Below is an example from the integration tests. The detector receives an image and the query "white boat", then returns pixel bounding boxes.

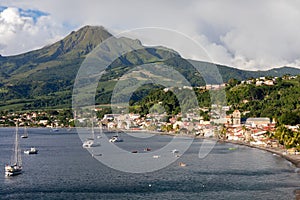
[171,149,179,154]
[82,121,100,148]
[82,139,95,148]
[109,135,123,143]
[24,147,38,154]
[5,125,22,176]
[21,126,28,138]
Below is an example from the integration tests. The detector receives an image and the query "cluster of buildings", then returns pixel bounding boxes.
[223,110,277,146]
[99,109,280,149]
[241,77,277,86]
[241,75,298,86]
[0,111,73,127]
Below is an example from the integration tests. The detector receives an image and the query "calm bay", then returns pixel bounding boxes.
[0,127,299,199]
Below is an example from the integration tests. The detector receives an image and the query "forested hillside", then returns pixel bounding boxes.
[0,25,300,111]
[129,75,300,126]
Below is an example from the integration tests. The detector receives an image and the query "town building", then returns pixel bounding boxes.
[246,117,270,127]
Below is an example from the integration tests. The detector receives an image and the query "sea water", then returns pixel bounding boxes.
[0,127,299,199]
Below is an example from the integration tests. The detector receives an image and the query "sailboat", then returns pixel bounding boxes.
[109,134,123,143]
[5,125,22,176]
[21,126,28,138]
[82,121,99,148]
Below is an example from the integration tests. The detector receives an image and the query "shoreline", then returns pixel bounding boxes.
[118,129,300,168]
[224,140,300,168]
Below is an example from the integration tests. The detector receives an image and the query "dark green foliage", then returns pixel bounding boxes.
[0,25,300,114]
[226,77,300,125]
[96,107,112,119]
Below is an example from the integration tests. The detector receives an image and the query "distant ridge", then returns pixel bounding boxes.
[0,25,299,111]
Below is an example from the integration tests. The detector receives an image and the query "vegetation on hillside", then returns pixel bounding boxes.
[127,75,300,127]
[226,76,300,125]
[0,25,300,112]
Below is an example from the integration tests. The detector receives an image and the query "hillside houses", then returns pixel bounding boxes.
[241,77,277,86]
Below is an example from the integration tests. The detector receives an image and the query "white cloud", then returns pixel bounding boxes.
[0,0,300,70]
[0,7,66,56]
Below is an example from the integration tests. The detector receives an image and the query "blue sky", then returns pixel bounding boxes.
[0,0,300,70]
[0,6,48,20]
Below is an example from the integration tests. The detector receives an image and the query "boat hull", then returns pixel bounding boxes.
[24,151,38,154]
[5,166,22,176]
[5,170,22,176]
[24,148,38,154]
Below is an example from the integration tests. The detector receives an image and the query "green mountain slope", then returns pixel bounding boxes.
[0,25,299,111]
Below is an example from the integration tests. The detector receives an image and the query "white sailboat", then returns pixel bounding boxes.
[82,121,100,148]
[109,135,123,143]
[5,125,22,176]
[21,126,28,138]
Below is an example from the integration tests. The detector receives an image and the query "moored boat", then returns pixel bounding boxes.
[144,147,151,151]
[24,147,38,154]
[21,126,28,138]
[5,125,22,176]
[82,139,95,148]
[5,164,22,176]
[171,149,179,154]
[109,135,123,143]
[82,121,100,148]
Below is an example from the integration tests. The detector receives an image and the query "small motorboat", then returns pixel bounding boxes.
[24,147,38,154]
[131,150,138,153]
[144,148,151,152]
[179,162,186,167]
[171,149,179,154]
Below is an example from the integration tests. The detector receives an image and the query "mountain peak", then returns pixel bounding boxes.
[49,25,112,58]
[77,25,107,32]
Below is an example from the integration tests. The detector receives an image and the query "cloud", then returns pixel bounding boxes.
[0,7,66,56]
[0,0,300,70]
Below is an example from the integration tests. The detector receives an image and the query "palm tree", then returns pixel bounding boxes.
[219,125,227,140]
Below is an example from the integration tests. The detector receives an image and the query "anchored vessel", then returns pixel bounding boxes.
[82,121,100,148]
[21,126,28,138]
[5,125,22,176]
[109,135,123,143]
[24,147,38,154]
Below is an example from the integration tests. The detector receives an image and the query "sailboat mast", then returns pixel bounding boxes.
[24,126,28,137]
[13,124,21,166]
[92,119,95,139]
[17,127,22,166]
